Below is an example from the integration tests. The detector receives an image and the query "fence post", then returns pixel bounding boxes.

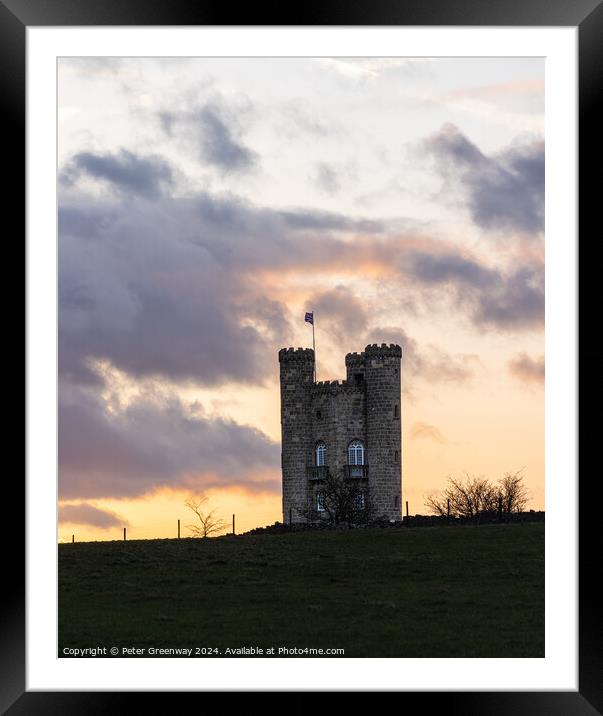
[72,534,74,544]
[123,527,126,541]
[498,496,503,522]
[232,514,236,535]
[178,519,180,539]
[447,498,450,522]
[405,500,409,526]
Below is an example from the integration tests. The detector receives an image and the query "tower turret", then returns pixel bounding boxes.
[345,351,366,385]
[363,344,402,519]
[279,348,314,523]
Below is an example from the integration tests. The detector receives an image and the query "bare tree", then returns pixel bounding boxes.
[185,496,229,538]
[300,471,378,527]
[424,471,529,519]
[424,491,450,517]
[497,470,530,514]
[425,474,498,518]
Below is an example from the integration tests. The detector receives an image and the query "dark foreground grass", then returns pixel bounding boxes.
[59,523,544,657]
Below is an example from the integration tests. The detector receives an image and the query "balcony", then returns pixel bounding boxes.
[307,466,329,481]
[344,464,369,479]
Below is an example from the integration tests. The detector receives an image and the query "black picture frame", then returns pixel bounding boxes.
[9,0,601,709]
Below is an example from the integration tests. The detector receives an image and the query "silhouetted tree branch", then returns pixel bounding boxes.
[497,470,530,514]
[185,496,228,538]
[424,471,529,519]
[299,472,377,527]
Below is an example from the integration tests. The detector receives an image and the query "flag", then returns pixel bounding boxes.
[304,311,314,325]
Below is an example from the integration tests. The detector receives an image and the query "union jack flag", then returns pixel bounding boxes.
[304,312,314,325]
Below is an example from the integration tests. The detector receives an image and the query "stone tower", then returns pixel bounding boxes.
[279,343,402,523]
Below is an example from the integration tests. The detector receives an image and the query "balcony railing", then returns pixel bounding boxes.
[307,466,329,480]
[307,465,369,480]
[344,464,369,478]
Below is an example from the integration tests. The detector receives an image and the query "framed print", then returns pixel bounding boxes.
[8,0,600,709]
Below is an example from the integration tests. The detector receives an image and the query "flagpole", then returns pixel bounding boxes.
[312,317,316,383]
[305,310,317,382]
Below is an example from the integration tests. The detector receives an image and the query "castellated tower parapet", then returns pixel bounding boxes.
[278,347,315,362]
[363,343,403,358]
[279,343,402,524]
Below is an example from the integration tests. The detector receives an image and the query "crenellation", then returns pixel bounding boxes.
[363,343,402,358]
[279,347,315,362]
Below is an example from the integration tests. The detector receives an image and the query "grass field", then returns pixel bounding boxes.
[59,523,544,658]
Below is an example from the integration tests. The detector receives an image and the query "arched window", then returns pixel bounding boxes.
[348,440,365,466]
[316,442,327,467]
[353,493,365,510]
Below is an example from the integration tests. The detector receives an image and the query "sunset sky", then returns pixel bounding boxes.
[58,56,544,542]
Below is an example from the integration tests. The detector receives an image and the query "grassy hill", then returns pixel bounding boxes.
[59,523,544,658]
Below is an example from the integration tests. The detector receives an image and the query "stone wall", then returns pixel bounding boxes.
[309,381,366,510]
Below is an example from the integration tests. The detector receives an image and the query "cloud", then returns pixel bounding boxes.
[315,163,340,194]
[306,286,368,342]
[58,193,294,388]
[446,79,544,103]
[475,266,544,329]
[318,58,433,81]
[306,289,477,385]
[59,57,126,78]
[366,327,477,384]
[60,149,174,199]
[57,184,391,389]
[409,422,446,444]
[275,207,382,234]
[58,179,541,391]
[159,99,257,173]
[405,250,544,330]
[425,123,544,234]
[59,503,129,529]
[59,388,280,500]
[508,352,544,385]
[279,100,338,137]
[196,104,257,172]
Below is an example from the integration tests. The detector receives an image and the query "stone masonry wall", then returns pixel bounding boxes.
[279,348,314,523]
[309,382,366,510]
[364,344,402,520]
